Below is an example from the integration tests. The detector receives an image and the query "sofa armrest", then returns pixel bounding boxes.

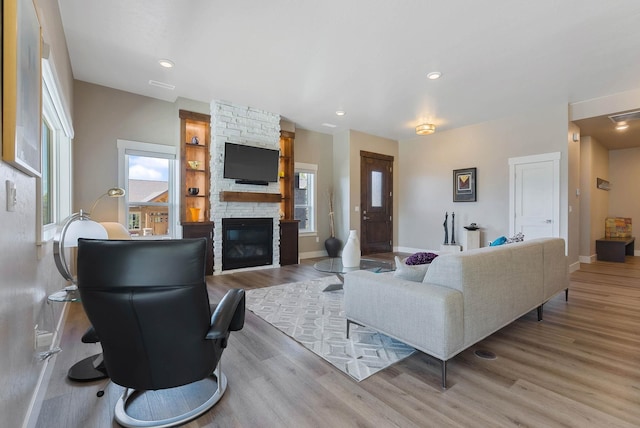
[343,270,464,360]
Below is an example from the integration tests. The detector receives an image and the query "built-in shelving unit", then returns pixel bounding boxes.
[179,109,213,274]
[279,131,295,219]
[278,131,298,265]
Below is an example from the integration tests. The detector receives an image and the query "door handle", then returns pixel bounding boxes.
[363,216,369,220]
[545,219,552,223]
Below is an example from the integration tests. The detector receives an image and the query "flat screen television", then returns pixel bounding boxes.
[223,142,279,185]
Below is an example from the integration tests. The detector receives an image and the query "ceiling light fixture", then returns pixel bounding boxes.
[616,122,629,131]
[335,110,346,116]
[427,71,442,80]
[416,123,436,135]
[158,59,174,68]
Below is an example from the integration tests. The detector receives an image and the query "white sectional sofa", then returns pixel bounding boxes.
[343,237,569,388]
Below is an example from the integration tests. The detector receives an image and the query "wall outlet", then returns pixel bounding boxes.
[36,332,54,349]
[6,180,16,212]
[34,325,53,349]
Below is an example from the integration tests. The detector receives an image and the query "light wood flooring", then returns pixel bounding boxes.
[35,255,640,427]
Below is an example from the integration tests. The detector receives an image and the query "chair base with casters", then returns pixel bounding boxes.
[67,353,108,382]
[115,361,227,428]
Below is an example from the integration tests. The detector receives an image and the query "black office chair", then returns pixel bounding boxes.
[77,238,245,428]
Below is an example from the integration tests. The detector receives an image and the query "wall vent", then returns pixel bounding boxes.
[608,110,640,123]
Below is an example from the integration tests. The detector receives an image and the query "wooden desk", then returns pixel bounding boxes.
[596,237,635,262]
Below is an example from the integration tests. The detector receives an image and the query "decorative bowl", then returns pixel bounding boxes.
[187,160,200,169]
[187,187,199,195]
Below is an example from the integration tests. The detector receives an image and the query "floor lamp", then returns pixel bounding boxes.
[52,187,124,382]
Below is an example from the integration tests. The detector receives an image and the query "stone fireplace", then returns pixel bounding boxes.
[209,100,281,274]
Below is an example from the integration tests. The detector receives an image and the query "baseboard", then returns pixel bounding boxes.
[23,301,70,428]
[396,246,433,254]
[569,261,581,273]
[299,250,328,259]
[578,254,597,264]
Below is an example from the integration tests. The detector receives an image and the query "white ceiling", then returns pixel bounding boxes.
[57,0,640,144]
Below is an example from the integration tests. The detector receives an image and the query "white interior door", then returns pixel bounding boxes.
[509,152,560,239]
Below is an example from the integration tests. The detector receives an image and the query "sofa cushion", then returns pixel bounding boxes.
[393,256,429,282]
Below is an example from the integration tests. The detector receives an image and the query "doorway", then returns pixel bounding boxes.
[508,152,560,239]
[360,151,393,255]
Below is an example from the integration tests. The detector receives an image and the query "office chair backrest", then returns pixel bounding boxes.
[77,238,214,390]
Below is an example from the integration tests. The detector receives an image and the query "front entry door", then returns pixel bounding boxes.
[360,151,393,255]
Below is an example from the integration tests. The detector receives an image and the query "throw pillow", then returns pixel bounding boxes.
[405,251,438,265]
[393,256,430,282]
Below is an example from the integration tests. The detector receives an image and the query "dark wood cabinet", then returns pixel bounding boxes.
[279,220,299,265]
[183,222,214,275]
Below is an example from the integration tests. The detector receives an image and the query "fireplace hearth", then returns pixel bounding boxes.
[222,218,273,270]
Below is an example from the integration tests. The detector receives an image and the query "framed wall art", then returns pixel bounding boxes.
[453,167,476,202]
[2,0,42,177]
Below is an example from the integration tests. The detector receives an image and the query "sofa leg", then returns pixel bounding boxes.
[441,360,447,389]
[565,288,569,301]
[537,305,543,321]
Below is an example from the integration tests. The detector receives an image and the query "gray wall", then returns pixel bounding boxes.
[73,82,209,222]
[0,1,73,425]
[293,128,334,256]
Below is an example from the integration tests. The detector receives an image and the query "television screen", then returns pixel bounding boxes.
[223,142,279,184]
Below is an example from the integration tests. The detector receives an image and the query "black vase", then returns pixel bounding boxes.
[324,237,342,258]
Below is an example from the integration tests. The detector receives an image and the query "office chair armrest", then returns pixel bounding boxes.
[206,288,245,340]
[81,326,99,343]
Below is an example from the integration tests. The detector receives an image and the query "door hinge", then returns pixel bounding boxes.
[389,240,392,246]
[389,166,392,172]
[389,191,392,197]
[389,216,392,221]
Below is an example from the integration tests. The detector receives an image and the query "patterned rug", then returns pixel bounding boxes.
[245,276,415,381]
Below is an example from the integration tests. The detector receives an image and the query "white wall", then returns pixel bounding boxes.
[398,104,570,255]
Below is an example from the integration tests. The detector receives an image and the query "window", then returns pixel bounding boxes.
[117,140,178,238]
[41,120,53,226]
[37,58,73,244]
[294,162,317,234]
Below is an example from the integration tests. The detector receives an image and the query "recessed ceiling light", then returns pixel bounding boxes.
[322,123,337,128]
[158,59,174,68]
[335,110,346,116]
[427,71,442,80]
[616,122,629,131]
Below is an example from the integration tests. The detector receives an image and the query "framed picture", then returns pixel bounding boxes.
[453,167,477,202]
[2,0,42,177]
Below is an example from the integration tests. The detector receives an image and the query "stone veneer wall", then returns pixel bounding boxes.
[210,100,281,274]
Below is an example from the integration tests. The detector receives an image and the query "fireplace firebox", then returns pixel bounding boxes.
[222,218,273,270]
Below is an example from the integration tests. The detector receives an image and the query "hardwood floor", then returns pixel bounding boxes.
[35,255,640,427]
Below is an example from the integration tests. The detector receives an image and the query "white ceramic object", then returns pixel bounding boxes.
[342,230,361,267]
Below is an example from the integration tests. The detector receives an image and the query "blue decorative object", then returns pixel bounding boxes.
[489,236,507,246]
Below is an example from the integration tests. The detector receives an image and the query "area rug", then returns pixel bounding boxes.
[245,276,415,381]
